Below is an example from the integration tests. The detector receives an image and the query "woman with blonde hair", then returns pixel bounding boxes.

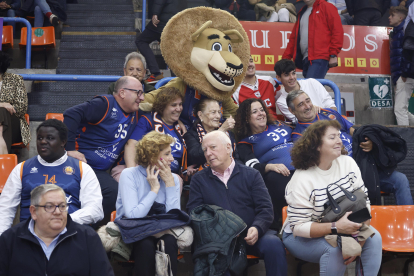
[116,131,181,276]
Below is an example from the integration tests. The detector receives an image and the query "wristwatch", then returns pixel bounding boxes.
[331,222,338,234]
[330,55,337,58]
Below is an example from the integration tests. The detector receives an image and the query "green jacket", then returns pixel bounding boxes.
[190,205,246,276]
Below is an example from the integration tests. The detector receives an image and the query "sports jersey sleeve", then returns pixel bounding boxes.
[237,142,267,176]
[232,85,241,105]
[337,110,354,133]
[0,163,22,235]
[291,129,302,142]
[70,162,104,225]
[129,115,153,141]
[64,97,108,151]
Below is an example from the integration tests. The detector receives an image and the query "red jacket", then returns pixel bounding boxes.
[282,0,343,69]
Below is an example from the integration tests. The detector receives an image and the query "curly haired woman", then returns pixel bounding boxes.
[115,131,181,276]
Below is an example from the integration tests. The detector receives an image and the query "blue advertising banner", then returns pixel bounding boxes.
[0,18,3,51]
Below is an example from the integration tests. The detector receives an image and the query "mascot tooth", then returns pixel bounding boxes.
[140,7,250,129]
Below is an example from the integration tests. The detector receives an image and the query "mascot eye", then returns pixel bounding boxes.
[211,42,222,51]
[228,44,232,52]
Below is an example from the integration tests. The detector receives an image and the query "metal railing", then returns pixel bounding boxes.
[19,74,122,82]
[2,17,32,69]
[142,0,147,32]
[154,77,342,114]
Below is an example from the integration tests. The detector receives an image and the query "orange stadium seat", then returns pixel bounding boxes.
[19,27,56,49]
[2,26,14,50]
[0,154,18,193]
[370,205,414,275]
[11,114,29,149]
[45,113,64,122]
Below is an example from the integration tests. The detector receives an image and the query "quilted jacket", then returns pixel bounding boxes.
[389,21,405,85]
[190,205,247,276]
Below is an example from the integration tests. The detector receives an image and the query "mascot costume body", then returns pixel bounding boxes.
[141,7,250,129]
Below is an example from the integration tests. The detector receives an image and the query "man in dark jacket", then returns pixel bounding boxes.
[135,0,186,83]
[288,90,414,206]
[187,131,287,276]
[345,0,391,26]
[282,0,343,79]
[389,6,412,125]
[0,184,114,276]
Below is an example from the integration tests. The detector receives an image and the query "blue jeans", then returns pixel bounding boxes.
[379,170,414,205]
[391,0,414,7]
[7,0,52,28]
[302,57,329,79]
[247,230,287,276]
[283,226,382,276]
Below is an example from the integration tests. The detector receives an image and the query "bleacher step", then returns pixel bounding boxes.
[57,59,125,70]
[62,26,136,32]
[60,34,135,42]
[58,50,136,59]
[67,4,132,11]
[75,0,132,4]
[58,40,136,50]
[56,68,125,75]
[65,17,134,26]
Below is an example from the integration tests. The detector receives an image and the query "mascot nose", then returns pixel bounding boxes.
[226,62,243,70]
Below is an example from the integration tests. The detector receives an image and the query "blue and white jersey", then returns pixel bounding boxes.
[74,95,138,170]
[292,108,354,156]
[239,123,295,170]
[20,156,82,221]
[129,112,184,174]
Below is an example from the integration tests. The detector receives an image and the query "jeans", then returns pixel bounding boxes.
[302,57,329,79]
[353,9,382,26]
[246,230,287,276]
[135,27,161,75]
[394,77,414,125]
[379,170,414,205]
[7,0,52,28]
[391,0,414,7]
[340,13,353,25]
[282,226,382,276]
[92,169,119,228]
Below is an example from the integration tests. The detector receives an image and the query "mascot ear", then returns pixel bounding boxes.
[222,30,244,44]
[191,20,213,42]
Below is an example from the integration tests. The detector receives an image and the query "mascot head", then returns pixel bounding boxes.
[161,7,250,101]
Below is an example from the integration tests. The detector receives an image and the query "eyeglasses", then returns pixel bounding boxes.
[123,88,144,97]
[35,203,69,213]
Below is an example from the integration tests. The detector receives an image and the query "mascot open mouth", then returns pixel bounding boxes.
[208,65,235,86]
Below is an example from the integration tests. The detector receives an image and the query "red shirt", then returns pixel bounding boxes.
[233,75,281,118]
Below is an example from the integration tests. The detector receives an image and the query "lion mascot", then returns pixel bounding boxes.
[141,7,250,129]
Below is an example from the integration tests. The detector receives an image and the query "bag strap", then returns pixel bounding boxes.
[326,184,357,214]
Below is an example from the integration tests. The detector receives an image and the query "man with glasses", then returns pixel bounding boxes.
[0,184,114,275]
[64,76,144,226]
[0,119,103,235]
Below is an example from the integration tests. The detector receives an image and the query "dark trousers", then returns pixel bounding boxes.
[353,9,382,26]
[302,57,329,79]
[0,107,22,153]
[92,169,118,228]
[263,171,293,228]
[246,230,287,276]
[133,234,178,276]
[135,27,161,75]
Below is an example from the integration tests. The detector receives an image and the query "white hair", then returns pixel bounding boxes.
[30,184,65,206]
[124,52,147,70]
[203,130,231,146]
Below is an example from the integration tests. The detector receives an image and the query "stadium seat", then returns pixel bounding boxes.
[45,113,64,122]
[11,114,30,149]
[0,154,18,193]
[2,25,14,50]
[19,27,56,68]
[370,205,414,275]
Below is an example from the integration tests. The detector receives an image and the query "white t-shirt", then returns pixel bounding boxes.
[276,78,336,122]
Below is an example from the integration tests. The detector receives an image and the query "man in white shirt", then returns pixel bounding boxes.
[0,119,103,235]
[233,56,281,118]
[274,59,337,122]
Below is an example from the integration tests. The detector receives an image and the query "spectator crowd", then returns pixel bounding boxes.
[0,0,413,275]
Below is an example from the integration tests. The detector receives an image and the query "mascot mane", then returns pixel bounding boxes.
[160,7,250,102]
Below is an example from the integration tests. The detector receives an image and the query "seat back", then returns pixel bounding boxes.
[2,26,14,49]
[20,27,56,48]
[0,154,18,193]
[111,211,116,222]
[282,206,287,223]
[45,113,64,122]
[370,205,414,252]
[11,114,30,149]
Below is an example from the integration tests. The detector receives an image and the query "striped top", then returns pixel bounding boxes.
[283,155,370,238]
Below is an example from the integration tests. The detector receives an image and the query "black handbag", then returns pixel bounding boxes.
[228,238,248,276]
[320,184,368,223]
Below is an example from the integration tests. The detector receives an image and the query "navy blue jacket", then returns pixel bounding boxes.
[0,216,114,276]
[390,21,405,85]
[186,163,274,237]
